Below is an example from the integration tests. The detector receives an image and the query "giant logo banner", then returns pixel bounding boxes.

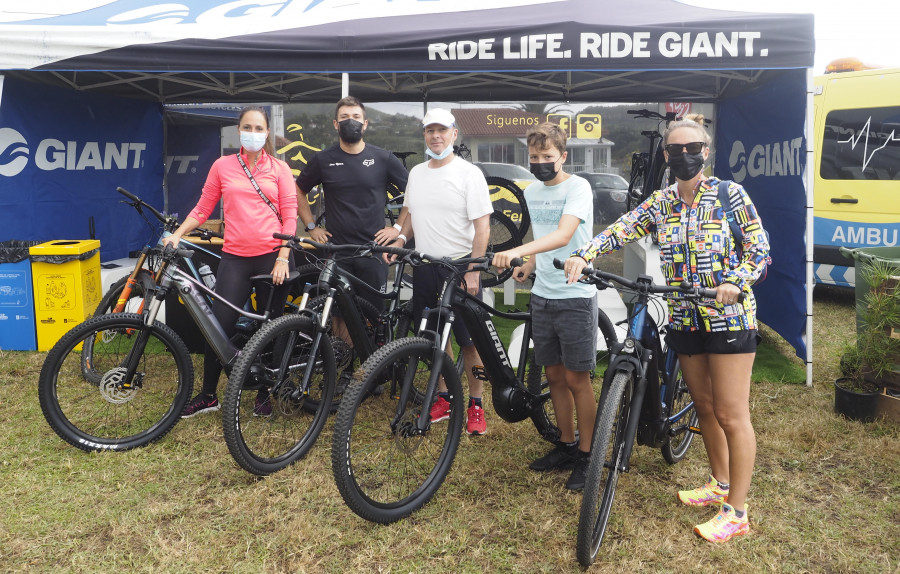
[714,70,807,358]
[0,77,163,260]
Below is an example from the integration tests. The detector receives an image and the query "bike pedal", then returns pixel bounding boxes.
[471,365,489,381]
[688,426,702,435]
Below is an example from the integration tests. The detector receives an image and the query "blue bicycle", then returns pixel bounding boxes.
[556,260,712,566]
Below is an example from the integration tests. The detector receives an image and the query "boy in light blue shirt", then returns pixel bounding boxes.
[493,122,598,490]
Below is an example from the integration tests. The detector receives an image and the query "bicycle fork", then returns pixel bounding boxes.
[399,308,455,435]
[115,283,169,389]
[609,358,651,475]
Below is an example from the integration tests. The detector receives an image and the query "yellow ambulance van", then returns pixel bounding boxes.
[813,60,900,287]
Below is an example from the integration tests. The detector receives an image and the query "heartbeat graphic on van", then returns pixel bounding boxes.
[836,116,900,172]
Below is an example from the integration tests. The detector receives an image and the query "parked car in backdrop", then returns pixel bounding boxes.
[475,162,538,190]
[574,172,629,223]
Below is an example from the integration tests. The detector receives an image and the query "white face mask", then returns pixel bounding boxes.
[240,131,268,152]
[425,145,454,161]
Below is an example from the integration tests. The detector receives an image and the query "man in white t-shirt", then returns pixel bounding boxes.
[389,108,493,435]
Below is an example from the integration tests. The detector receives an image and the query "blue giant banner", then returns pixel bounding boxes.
[165,119,221,223]
[0,77,163,260]
[715,70,808,359]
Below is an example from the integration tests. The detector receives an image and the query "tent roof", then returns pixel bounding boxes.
[0,0,814,104]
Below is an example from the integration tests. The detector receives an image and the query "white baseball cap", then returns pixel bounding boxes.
[422,108,456,128]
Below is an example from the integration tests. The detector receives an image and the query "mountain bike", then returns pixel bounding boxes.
[556,260,713,566]
[330,251,618,524]
[624,109,678,211]
[38,244,333,456]
[82,186,321,382]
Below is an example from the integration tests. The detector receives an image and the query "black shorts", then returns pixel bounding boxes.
[411,262,480,347]
[665,327,760,356]
[332,255,388,314]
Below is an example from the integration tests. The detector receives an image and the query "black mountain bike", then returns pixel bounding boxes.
[555,260,711,566]
[38,244,328,454]
[330,250,617,524]
[625,109,678,211]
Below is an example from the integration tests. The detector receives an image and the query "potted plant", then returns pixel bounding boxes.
[857,259,900,391]
[835,343,880,422]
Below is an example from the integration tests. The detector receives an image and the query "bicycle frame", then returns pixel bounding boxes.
[298,255,411,361]
[409,264,557,442]
[594,274,695,473]
[141,253,276,371]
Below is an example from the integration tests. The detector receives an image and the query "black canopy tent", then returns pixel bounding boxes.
[1,0,813,104]
[0,0,815,382]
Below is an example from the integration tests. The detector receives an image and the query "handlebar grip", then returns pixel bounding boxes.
[273,233,295,241]
[552,257,565,270]
[116,186,139,202]
[695,286,744,304]
[509,257,525,268]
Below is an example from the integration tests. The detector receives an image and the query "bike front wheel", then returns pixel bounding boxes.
[82,270,157,384]
[331,337,464,524]
[222,314,335,476]
[577,370,633,567]
[661,358,698,464]
[38,313,194,452]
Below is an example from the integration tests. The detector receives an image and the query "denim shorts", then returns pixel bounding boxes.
[530,294,598,372]
[665,327,760,356]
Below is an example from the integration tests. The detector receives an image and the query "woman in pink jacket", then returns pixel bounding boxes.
[163,106,298,418]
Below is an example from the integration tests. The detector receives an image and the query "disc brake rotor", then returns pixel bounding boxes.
[99,367,139,404]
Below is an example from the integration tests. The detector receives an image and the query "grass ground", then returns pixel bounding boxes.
[1,284,897,573]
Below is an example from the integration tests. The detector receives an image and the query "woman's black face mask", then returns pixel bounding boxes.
[338,118,364,143]
[667,151,705,181]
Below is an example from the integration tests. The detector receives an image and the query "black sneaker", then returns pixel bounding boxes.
[529,441,579,472]
[182,393,219,418]
[336,371,353,396]
[565,452,590,491]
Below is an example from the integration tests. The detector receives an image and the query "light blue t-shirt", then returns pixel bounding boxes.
[525,175,596,299]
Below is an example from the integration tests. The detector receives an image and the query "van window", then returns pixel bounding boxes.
[820,106,900,181]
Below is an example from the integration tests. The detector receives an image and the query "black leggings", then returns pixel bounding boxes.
[201,250,294,395]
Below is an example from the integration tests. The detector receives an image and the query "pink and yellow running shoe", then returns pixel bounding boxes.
[677,475,728,507]
[694,503,750,543]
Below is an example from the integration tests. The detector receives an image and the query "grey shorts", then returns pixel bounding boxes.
[531,294,598,372]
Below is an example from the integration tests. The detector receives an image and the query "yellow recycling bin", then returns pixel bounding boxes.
[30,240,101,351]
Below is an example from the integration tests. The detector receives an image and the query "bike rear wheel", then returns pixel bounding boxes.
[222,314,335,476]
[485,176,530,236]
[661,358,697,464]
[626,154,648,212]
[481,210,522,288]
[38,313,193,452]
[331,337,464,524]
[577,370,633,567]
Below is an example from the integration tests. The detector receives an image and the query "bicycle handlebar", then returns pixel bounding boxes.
[275,234,520,274]
[274,234,420,261]
[627,109,678,122]
[552,257,736,302]
[116,186,169,225]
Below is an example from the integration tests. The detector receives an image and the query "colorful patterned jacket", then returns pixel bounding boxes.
[573,178,770,332]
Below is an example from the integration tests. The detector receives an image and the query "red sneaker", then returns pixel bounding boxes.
[466,403,486,435]
[429,396,451,423]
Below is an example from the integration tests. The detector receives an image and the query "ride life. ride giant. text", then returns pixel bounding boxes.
[428,31,767,61]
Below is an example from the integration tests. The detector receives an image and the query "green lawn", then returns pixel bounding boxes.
[0,285,896,573]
